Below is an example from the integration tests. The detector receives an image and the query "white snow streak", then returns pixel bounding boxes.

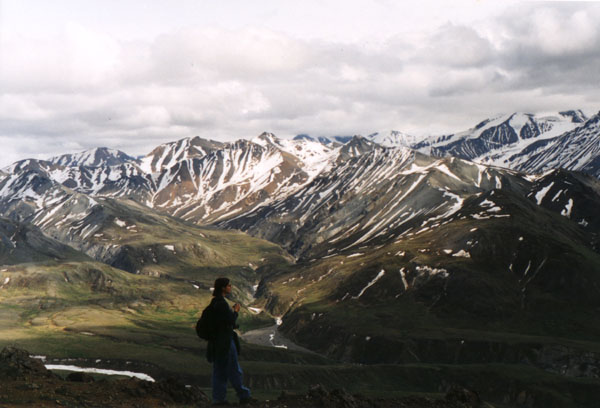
[561,199,574,218]
[535,182,554,205]
[399,268,408,290]
[353,269,385,299]
[45,365,155,382]
[452,250,471,258]
[436,164,461,181]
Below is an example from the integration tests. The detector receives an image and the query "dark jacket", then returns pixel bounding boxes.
[206,295,240,363]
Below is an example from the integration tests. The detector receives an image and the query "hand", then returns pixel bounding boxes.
[233,303,241,313]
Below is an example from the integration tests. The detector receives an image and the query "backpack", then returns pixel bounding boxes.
[195,302,216,341]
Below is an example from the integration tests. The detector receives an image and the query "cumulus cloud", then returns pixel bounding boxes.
[501,4,600,57]
[489,3,600,92]
[1,1,599,167]
[424,24,495,68]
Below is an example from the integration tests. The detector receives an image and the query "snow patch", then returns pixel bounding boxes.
[535,182,554,205]
[317,268,335,282]
[436,164,461,181]
[480,199,495,208]
[415,265,449,279]
[399,268,408,290]
[45,364,155,382]
[561,199,574,218]
[353,269,385,299]
[452,250,471,258]
[114,218,127,227]
[551,190,563,202]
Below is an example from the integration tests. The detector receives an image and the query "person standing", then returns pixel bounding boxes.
[206,277,254,406]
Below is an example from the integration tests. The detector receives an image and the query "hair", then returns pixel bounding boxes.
[212,277,230,297]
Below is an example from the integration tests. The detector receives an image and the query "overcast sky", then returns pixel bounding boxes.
[1,0,599,167]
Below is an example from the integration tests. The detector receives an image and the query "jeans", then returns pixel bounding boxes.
[212,338,251,403]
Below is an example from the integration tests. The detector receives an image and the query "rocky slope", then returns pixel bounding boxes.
[409,110,600,182]
[0,217,90,264]
[216,141,600,390]
[0,133,336,226]
[513,113,600,178]
[411,111,587,165]
[221,139,598,260]
[0,347,487,408]
[2,119,600,407]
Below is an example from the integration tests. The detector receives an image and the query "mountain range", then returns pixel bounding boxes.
[410,110,600,177]
[1,109,600,407]
[3,110,599,260]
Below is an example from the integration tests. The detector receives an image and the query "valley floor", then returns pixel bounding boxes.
[242,324,317,354]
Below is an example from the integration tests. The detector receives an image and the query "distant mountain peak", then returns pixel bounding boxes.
[412,110,592,170]
[293,134,314,142]
[559,109,588,123]
[139,136,224,174]
[293,134,353,145]
[252,132,281,147]
[367,130,419,147]
[513,111,600,178]
[336,135,381,161]
[49,147,135,168]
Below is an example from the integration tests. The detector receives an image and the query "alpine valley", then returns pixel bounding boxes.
[2,110,600,407]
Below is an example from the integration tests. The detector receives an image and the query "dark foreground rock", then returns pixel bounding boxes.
[0,346,51,379]
[0,347,481,408]
[252,384,482,408]
[0,346,209,407]
[241,384,481,408]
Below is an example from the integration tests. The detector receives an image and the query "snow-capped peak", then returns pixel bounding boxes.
[139,136,224,174]
[49,147,135,168]
[367,130,420,147]
[412,111,590,169]
[559,110,588,123]
[252,132,281,147]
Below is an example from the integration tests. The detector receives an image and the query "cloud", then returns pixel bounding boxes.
[501,4,600,57]
[144,28,312,85]
[1,2,599,167]
[423,24,495,68]
[489,3,600,92]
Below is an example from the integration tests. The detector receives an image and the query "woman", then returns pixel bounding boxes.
[206,277,253,405]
